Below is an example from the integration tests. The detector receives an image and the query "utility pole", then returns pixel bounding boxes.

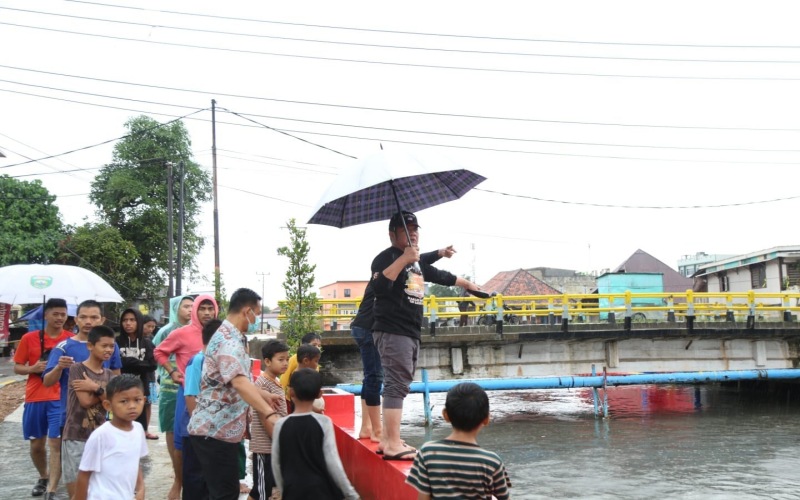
[176,161,185,295]
[166,161,174,297]
[256,272,269,334]
[211,99,221,302]
[471,242,477,284]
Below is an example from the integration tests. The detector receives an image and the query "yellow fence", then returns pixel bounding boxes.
[279,291,800,325]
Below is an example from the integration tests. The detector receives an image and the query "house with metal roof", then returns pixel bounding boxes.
[693,245,800,294]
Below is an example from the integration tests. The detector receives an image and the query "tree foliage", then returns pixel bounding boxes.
[277,219,320,349]
[89,116,211,299]
[427,275,473,298]
[56,222,143,304]
[427,283,461,297]
[0,175,63,266]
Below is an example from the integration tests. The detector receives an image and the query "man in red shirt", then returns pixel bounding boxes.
[13,298,74,498]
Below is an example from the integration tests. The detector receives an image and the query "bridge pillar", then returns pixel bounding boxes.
[754,340,767,367]
[605,340,619,368]
[451,348,464,375]
[608,312,616,325]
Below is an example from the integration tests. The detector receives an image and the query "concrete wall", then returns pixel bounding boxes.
[315,325,800,386]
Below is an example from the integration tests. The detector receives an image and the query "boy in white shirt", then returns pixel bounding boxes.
[74,374,148,500]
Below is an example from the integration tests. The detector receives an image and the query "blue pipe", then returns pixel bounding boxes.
[336,368,800,395]
[422,369,431,426]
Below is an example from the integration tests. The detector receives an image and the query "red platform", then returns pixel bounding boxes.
[322,389,417,500]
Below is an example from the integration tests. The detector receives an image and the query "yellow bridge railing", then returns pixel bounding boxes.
[279,291,800,326]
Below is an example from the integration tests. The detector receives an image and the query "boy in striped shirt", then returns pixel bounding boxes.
[250,340,290,500]
[406,383,511,499]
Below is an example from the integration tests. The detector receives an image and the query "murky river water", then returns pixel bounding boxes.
[381,384,800,499]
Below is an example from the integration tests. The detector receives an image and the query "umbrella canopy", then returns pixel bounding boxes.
[308,149,486,228]
[0,264,124,305]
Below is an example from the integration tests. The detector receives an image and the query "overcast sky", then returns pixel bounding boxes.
[2,0,800,307]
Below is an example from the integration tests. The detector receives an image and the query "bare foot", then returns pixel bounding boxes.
[358,430,372,440]
[370,428,382,443]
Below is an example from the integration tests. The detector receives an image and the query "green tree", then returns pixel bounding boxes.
[56,222,144,305]
[427,283,460,297]
[427,275,473,297]
[277,218,320,349]
[90,115,211,299]
[0,175,63,266]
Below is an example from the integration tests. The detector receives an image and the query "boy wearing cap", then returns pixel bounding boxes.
[371,211,481,460]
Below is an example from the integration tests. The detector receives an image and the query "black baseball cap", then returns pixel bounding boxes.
[389,211,420,230]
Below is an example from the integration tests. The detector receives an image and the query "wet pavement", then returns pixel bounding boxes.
[0,375,252,500]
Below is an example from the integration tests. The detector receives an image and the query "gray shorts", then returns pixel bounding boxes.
[62,439,86,484]
[372,331,419,409]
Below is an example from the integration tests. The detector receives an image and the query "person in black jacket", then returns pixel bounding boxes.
[371,212,480,461]
[117,307,158,439]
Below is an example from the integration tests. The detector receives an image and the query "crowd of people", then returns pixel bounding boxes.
[12,211,512,500]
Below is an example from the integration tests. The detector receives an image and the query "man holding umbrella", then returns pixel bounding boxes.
[372,211,481,461]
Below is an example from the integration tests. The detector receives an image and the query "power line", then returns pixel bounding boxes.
[219,107,356,159]
[0,78,202,110]
[9,78,800,153]
[63,0,800,49]
[5,64,799,132]
[225,109,800,153]
[6,6,800,64]
[218,184,311,207]
[225,126,800,165]
[5,21,800,81]
[9,167,103,178]
[0,131,95,180]
[0,107,207,168]
[475,187,800,209]
[213,153,337,175]
[5,85,800,166]
[216,148,335,169]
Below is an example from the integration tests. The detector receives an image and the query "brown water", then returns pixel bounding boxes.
[385,385,800,499]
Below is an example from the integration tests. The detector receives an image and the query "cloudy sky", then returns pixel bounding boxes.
[2,0,800,307]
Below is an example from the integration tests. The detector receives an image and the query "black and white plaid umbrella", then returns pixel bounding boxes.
[308,149,486,228]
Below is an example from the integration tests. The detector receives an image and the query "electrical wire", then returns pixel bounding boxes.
[475,187,800,209]
[4,64,799,132]
[6,6,800,64]
[218,107,356,159]
[4,87,800,167]
[5,21,800,81]
[63,0,800,49]
[0,107,207,168]
[8,78,800,153]
[218,184,310,207]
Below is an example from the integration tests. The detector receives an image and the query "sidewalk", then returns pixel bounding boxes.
[0,379,254,500]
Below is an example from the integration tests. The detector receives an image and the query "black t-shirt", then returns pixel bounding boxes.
[371,246,457,339]
[351,250,442,330]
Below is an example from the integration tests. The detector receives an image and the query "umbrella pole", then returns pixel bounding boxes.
[390,180,421,273]
[389,180,412,244]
